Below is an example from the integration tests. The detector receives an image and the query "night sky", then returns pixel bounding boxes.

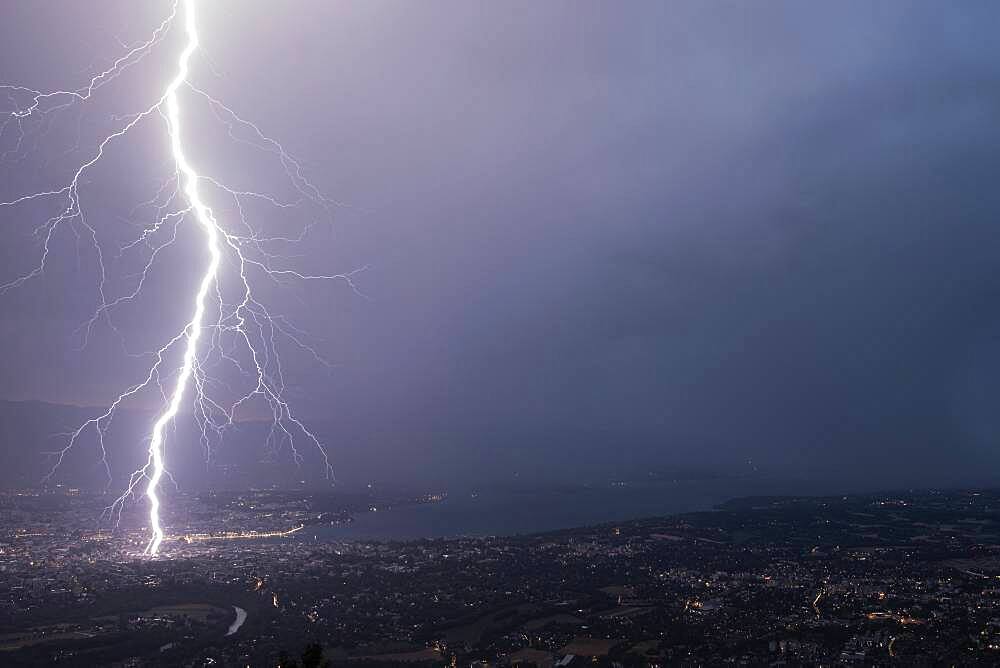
[2,1,1000,490]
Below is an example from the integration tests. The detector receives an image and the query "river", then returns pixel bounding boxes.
[226,606,247,636]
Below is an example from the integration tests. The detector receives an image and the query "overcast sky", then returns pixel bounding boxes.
[2,1,1000,488]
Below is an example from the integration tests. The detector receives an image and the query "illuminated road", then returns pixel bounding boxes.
[178,524,304,544]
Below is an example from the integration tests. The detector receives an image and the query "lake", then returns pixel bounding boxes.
[303,477,828,542]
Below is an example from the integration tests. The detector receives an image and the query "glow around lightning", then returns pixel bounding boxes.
[0,0,360,555]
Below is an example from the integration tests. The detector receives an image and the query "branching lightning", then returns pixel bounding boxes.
[0,0,360,555]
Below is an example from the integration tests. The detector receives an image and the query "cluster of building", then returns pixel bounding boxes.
[2,488,1000,665]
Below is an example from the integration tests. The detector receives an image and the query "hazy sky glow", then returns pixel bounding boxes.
[2,1,1000,490]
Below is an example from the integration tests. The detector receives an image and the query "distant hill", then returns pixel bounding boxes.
[0,400,325,491]
[0,400,109,488]
[0,400,743,493]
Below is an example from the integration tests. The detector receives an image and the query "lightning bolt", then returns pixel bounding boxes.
[143,0,216,556]
[0,0,362,555]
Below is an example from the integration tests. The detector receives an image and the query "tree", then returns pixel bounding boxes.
[301,642,330,668]
[277,649,299,668]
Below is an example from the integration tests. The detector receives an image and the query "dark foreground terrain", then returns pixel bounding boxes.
[3,488,1000,666]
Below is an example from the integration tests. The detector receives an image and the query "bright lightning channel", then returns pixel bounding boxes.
[0,0,362,556]
[145,0,218,556]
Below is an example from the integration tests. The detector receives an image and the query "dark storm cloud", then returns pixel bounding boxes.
[2,1,1000,488]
